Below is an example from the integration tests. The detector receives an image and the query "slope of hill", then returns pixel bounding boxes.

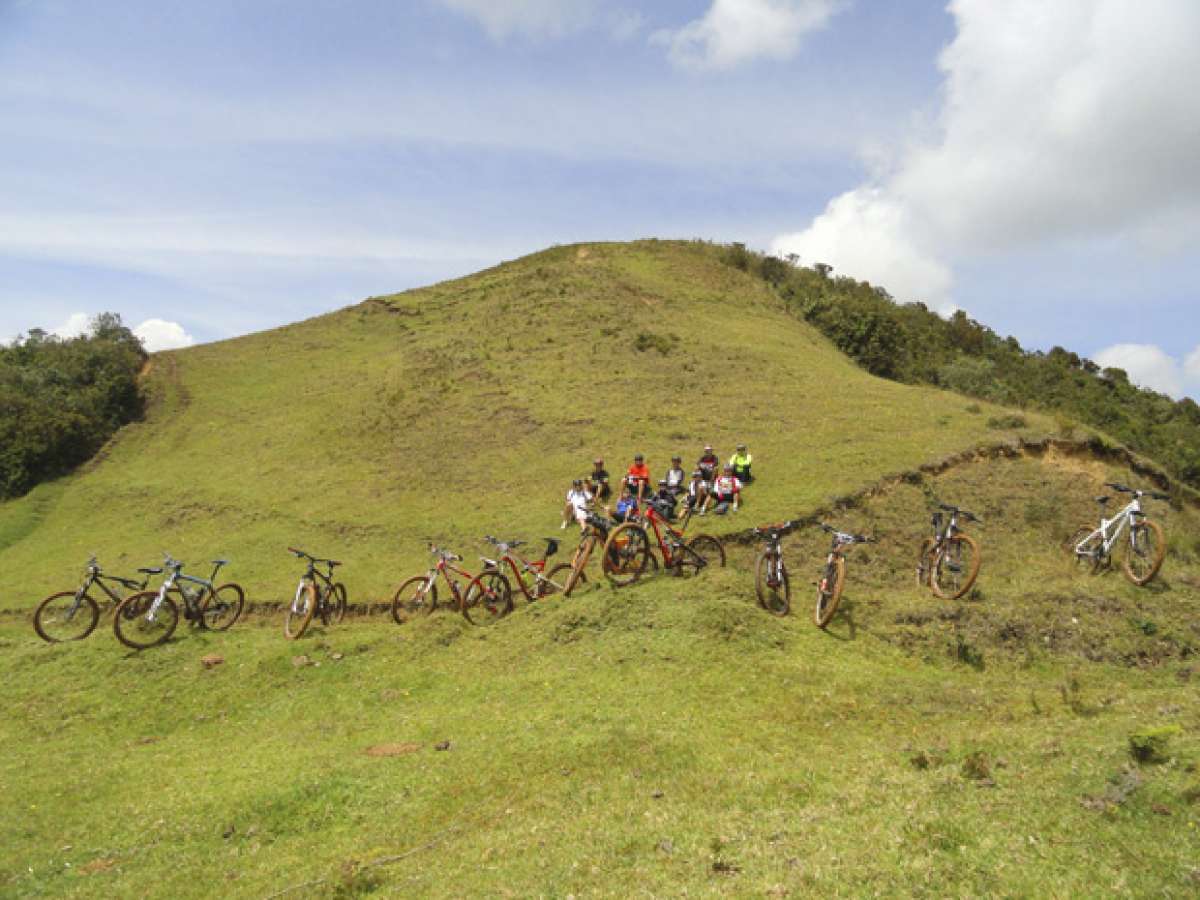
[0,240,1052,606]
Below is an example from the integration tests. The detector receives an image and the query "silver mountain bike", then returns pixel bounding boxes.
[1065,482,1169,586]
[113,555,244,649]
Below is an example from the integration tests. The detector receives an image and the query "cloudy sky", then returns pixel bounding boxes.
[2,0,1197,398]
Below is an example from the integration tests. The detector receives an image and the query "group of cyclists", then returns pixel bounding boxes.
[561,444,755,530]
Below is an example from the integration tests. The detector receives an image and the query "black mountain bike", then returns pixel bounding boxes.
[915,504,982,600]
[753,521,796,617]
[284,548,348,639]
[33,557,163,643]
[113,555,244,650]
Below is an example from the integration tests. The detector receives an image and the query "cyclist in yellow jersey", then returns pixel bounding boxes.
[729,443,753,483]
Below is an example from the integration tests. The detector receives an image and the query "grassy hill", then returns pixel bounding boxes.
[1,240,1052,606]
[4,240,1199,896]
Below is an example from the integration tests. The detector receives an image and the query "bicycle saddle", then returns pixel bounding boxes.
[138,567,164,575]
[328,559,342,567]
[543,538,559,557]
[212,558,229,566]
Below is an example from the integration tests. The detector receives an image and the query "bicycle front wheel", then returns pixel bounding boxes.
[755,552,790,617]
[391,576,437,625]
[541,563,586,597]
[200,583,245,631]
[462,571,513,626]
[284,582,317,640]
[930,534,981,600]
[603,523,650,586]
[814,556,846,628]
[1123,519,1165,586]
[114,591,179,650]
[34,591,100,643]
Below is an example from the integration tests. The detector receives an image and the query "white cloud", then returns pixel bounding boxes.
[656,0,844,71]
[1187,345,1200,382]
[51,311,91,339]
[1094,343,1186,397]
[435,0,598,40]
[772,0,1200,304]
[134,318,194,352]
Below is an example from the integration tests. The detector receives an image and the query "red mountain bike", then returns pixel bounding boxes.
[391,546,513,627]
[479,536,581,603]
[603,498,725,586]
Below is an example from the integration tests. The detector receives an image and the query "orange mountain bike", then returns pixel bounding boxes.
[603,498,725,586]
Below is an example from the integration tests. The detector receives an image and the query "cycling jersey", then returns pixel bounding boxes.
[666,467,686,490]
[626,463,650,484]
[729,451,752,469]
[713,475,742,497]
[566,488,592,515]
[698,453,718,470]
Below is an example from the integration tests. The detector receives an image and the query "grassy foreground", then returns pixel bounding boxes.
[0,240,1051,607]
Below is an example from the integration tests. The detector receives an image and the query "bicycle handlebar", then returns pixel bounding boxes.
[1105,482,1170,501]
[819,523,873,543]
[429,545,462,562]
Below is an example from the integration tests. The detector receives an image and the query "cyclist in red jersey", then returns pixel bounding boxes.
[625,453,651,502]
[711,464,742,514]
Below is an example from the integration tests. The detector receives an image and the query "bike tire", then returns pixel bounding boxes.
[562,537,595,597]
[461,571,513,626]
[1064,525,1103,574]
[755,552,790,617]
[114,591,180,650]
[814,556,846,629]
[603,523,650,587]
[284,581,317,640]
[200,582,245,631]
[391,576,437,625]
[929,533,981,600]
[542,563,585,597]
[1122,518,1166,586]
[915,538,936,588]
[33,591,100,643]
[677,534,725,576]
[326,583,348,624]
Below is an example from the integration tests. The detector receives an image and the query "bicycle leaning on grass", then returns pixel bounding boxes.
[753,521,797,617]
[283,548,348,640]
[603,497,725,587]
[1065,482,1169,586]
[814,523,874,628]
[113,555,244,650]
[915,504,982,601]
[479,536,578,603]
[390,545,513,627]
[33,557,163,643]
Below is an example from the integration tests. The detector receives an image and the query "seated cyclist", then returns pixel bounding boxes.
[664,455,687,497]
[652,479,679,520]
[613,485,640,523]
[561,478,594,530]
[684,469,710,516]
[587,457,611,505]
[729,443,753,483]
[697,444,719,483]
[625,453,651,502]
[711,464,742,515]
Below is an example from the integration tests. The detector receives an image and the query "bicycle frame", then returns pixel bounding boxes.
[408,549,478,610]
[1074,496,1142,559]
[482,539,563,600]
[293,557,337,610]
[642,504,697,568]
[143,558,223,620]
[67,561,155,616]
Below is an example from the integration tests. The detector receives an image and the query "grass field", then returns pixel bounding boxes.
[4,240,1198,896]
[0,240,1052,607]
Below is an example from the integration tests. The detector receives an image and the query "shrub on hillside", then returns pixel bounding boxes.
[0,313,146,499]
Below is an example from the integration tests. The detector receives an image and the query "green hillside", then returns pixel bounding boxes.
[1,240,1052,607]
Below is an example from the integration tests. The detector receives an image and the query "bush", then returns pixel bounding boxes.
[987,414,1027,430]
[633,331,680,356]
[1129,724,1181,764]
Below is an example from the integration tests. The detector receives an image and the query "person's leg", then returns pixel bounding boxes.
[561,500,573,529]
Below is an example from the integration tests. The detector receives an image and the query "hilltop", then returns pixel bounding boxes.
[0,240,1054,604]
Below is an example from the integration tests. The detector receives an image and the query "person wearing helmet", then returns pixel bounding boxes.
[665,455,687,497]
[625,453,651,502]
[729,443,753,483]
[561,478,594,530]
[711,464,742,514]
[697,445,719,483]
[587,457,611,504]
[685,469,711,516]
[652,478,679,520]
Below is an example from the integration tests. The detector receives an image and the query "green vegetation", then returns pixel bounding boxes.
[723,243,1200,489]
[0,241,1052,605]
[0,314,145,499]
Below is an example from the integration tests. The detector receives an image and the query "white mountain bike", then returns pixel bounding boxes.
[1065,482,1169,586]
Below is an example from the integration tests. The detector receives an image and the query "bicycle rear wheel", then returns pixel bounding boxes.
[603,523,650,586]
[1123,518,1165,586]
[755,552,790,617]
[915,538,936,588]
[200,583,244,631]
[929,534,981,600]
[1064,525,1103,574]
[325,583,348,623]
[677,534,725,576]
[541,563,585,597]
[284,582,317,640]
[814,556,846,628]
[114,591,180,649]
[391,576,437,624]
[33,591,100,643]
[462,571,513,626]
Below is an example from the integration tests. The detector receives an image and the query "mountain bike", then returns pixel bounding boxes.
[753,521,797,617]
[561,510,612,596]
[603,498,725,586]
[390,546,513,627]
[915,504,982,600]
[814,524,874,628]
[113,555,244,650]
[283,548,348,640]
[479,536,579,602]
[33,557,164,643]
[1065,482,1169,585]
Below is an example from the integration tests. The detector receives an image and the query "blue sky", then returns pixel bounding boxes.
[2,0,1197,397]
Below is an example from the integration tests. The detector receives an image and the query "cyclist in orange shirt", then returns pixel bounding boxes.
[625,453,651,502]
